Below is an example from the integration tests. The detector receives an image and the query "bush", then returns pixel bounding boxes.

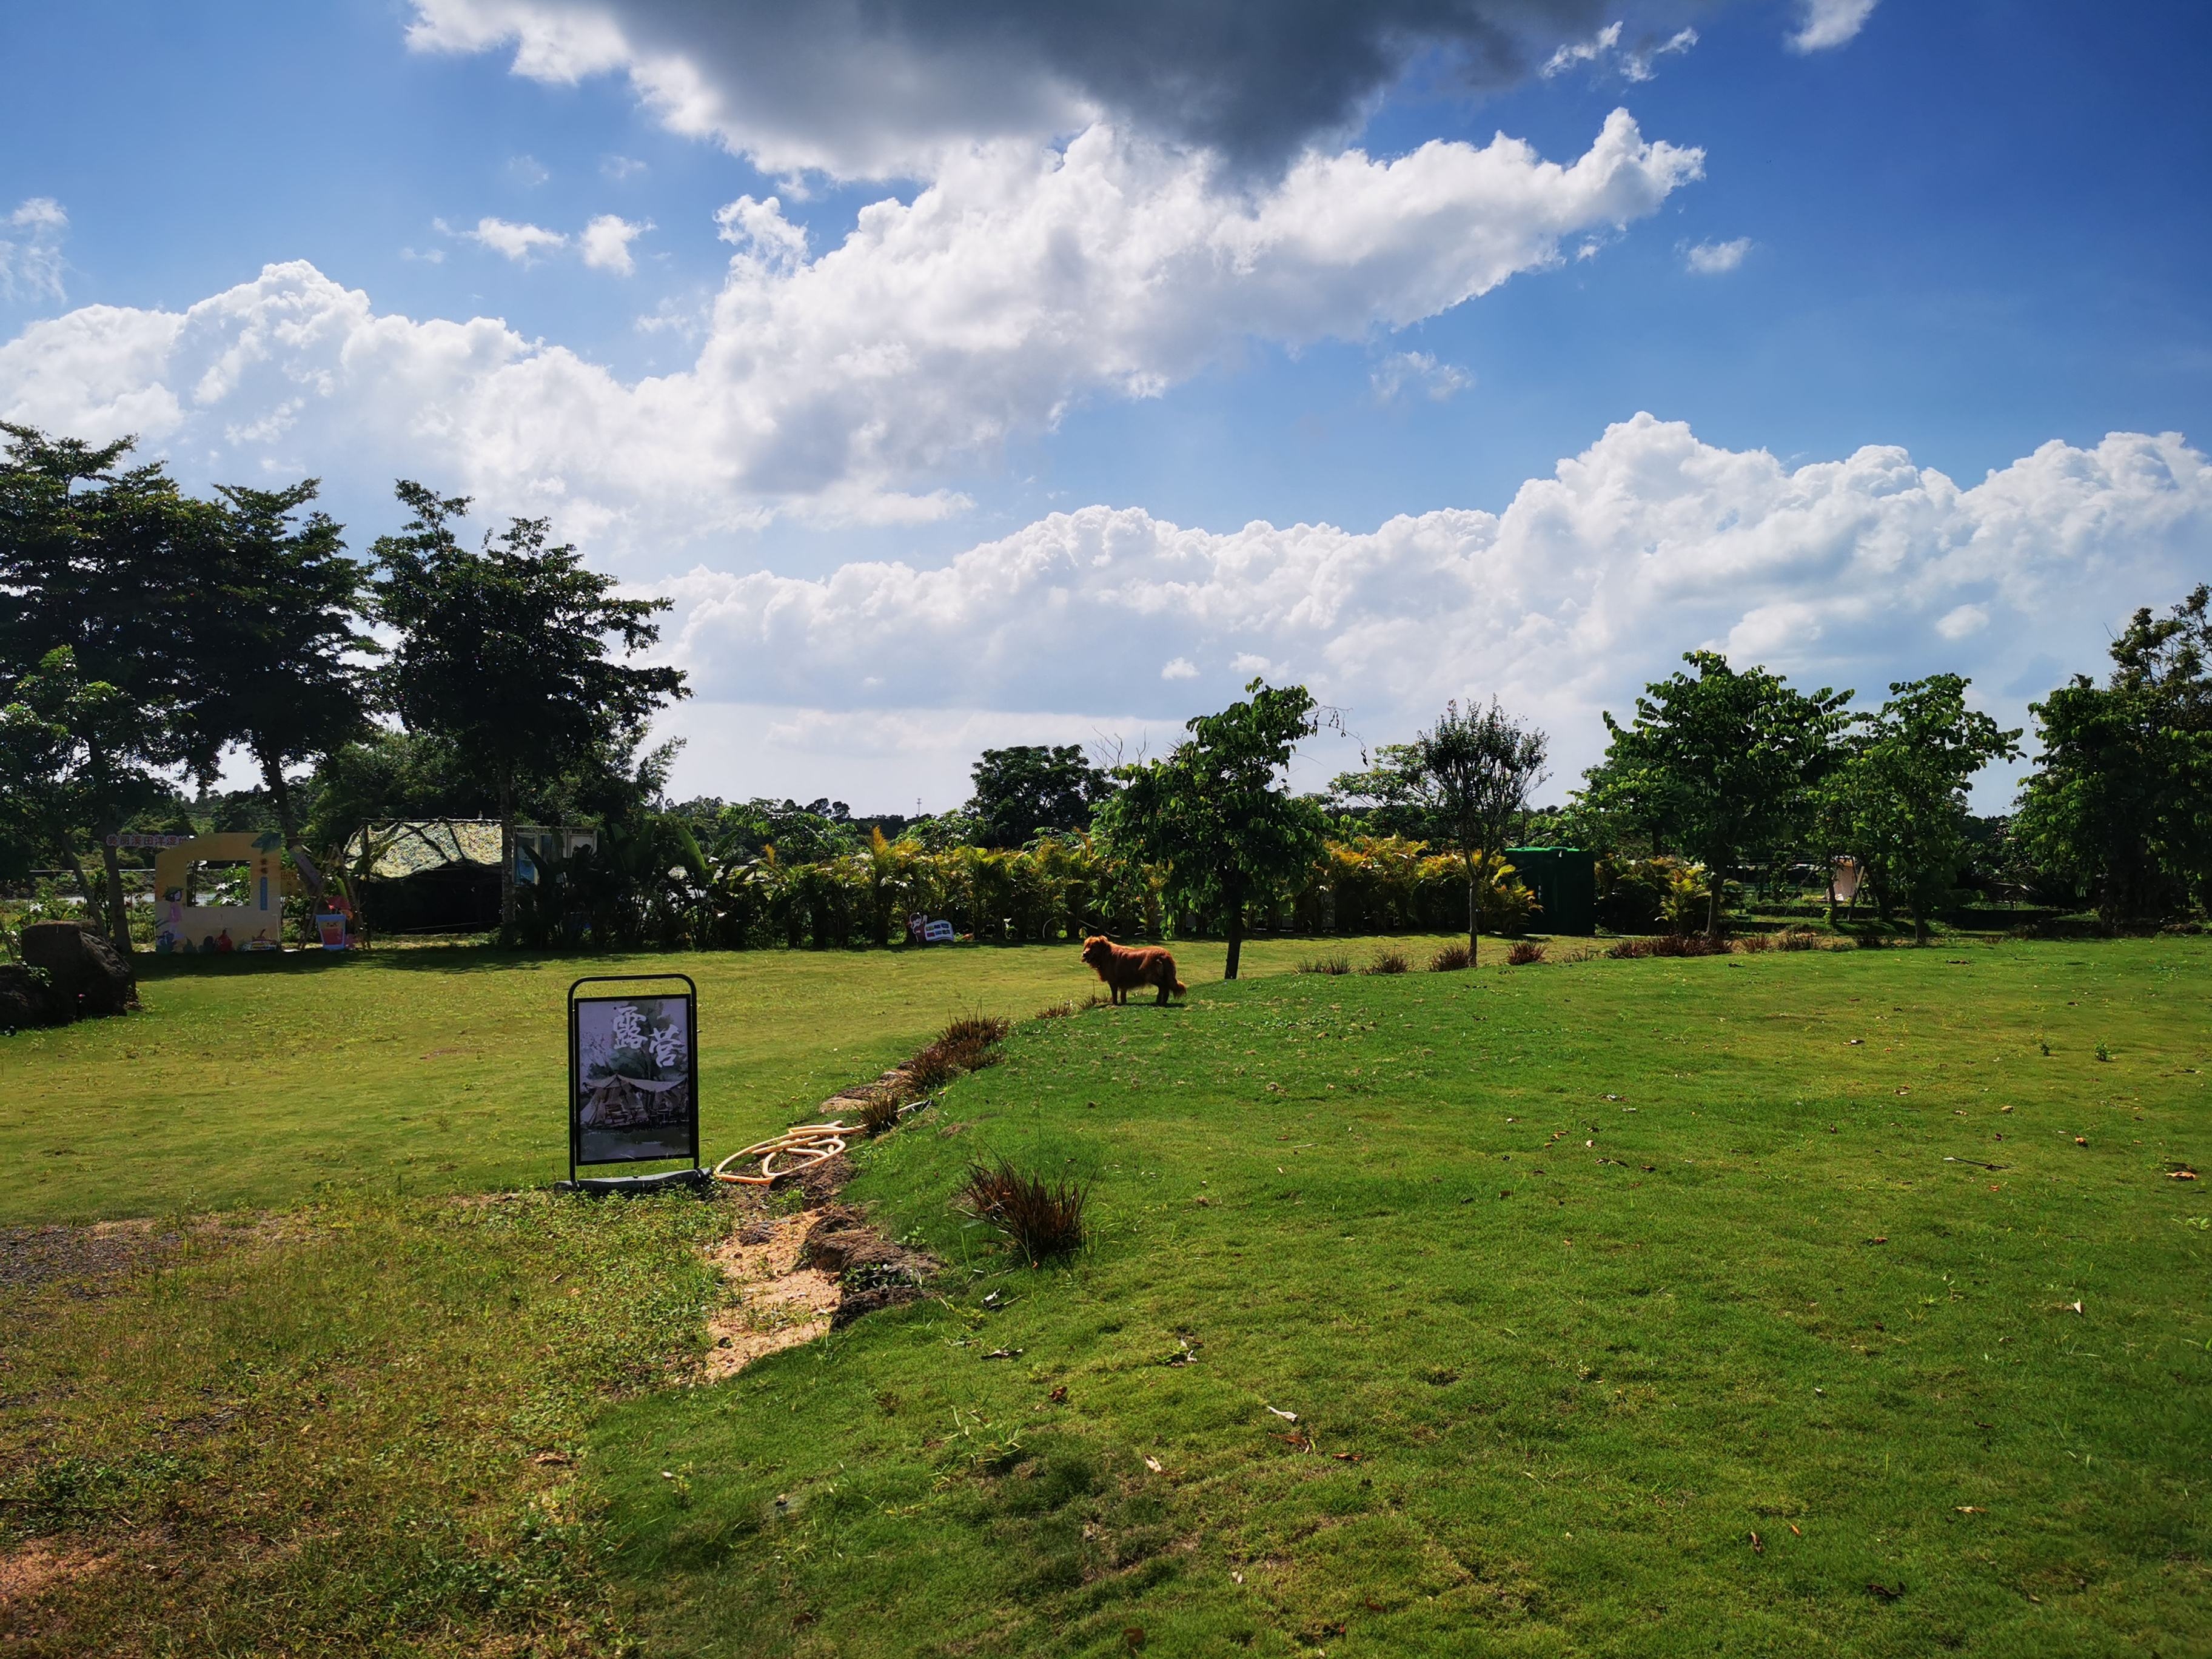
[1362,949,1410,976]
[1607,933,1725,960]
[1428,942,1472,972]
[1506,940,1547,966]
[1777,927,1822,951]
[1734,931,1772,953]
[958,1158,1087,1263]
[1297,955,1351,976]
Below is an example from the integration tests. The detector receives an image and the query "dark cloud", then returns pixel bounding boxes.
[428,0,1709,175]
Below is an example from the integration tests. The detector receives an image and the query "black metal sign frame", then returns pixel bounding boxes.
[567,973,700,1184]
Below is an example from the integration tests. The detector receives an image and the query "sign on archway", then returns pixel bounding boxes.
[566,974,700,1184]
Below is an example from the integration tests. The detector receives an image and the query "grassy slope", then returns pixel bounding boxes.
[1,936,1422,1227]
[4,1189,734,1654]
[589,941,2212,1657]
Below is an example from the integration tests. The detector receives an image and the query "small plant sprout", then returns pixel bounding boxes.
[2094,1042,2113,1063]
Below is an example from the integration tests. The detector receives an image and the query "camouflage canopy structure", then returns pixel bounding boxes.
[338,820,504,880]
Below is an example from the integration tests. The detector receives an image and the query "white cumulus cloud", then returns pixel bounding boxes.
[1683,236,1752,274]
[0,198,69,304]
[649,417,2211,805]
[579,213,650,273]
[1789,0,1878,53]
[1543,21,1697,83]
[1372,350,1471,403]
[0,115,1698,534]
[466,216,569,261]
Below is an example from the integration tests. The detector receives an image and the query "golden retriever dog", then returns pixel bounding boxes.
[1081,934,1187,1006]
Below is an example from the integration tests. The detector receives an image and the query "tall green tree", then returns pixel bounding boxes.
[0,647,169,916]
[966,743,1111,849]
[1094,680,1329,980]
[2016,585,2212,924]
[1580,651,1851,936]
[0,424,199,948]
[178,479,375,898]
[1334,698,1548,962]
[371,482,689,934]
[1820,675,2020,942]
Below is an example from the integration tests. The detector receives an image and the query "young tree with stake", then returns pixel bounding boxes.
[1095,680,1329,980]
[1338,699,1549,964]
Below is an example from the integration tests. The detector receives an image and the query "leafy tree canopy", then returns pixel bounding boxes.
[0,425,206,944]
[966,743,1111,850]
[2016,585,2212,923]
[1819,675,2019,940]
[1580,650,1851,934]
[371,481,689,930]
[175,478,377,891]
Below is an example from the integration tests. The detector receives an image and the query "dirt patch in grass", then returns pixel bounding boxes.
[0,1221,179,1295]
[702,1209,843,1378]
[0,1538,109,1607]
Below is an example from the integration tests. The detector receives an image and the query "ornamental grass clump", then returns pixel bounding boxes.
[907,1013,1013,1092]
[1428,942,1472,973]
[1298,955,1352,976]
[958,1158,1088,1264]
[857,1088,903,1136]
[1362,949,1411,976]
[1506,940,1547,966]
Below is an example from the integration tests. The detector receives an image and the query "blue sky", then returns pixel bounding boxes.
[4,1,2209,808]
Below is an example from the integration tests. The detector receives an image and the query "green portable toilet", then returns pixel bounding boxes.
[1505,847,1596,936]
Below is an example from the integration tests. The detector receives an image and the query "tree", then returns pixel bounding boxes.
[1094,680,1329,980]
[2016,586,2212,923]
[177,479,375,900]
[0,647,167,915]
[0,424,201,948]
[1335,699,1547,962]
[371,483,689,934]
[1820,676,2020,942]
[967,743,1110,849]
[1580,651,1851,936]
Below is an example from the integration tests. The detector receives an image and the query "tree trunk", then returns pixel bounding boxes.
[59,841,100,925]
[497,772,518,937]
[1223,878,1244,981]
[99,836,132,953]
[1705,866,1723,939]
[84,743,133,953]
[258,745,325,903]
[1464,851,1480,964]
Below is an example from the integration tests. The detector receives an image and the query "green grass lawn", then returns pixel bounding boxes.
[0,934,1431,1227]
[7,938,2210,1656]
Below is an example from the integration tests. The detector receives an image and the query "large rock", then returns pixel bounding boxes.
[19,922,137,1019]
[0,964,68,1031]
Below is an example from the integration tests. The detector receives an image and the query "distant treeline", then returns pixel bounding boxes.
[5,421,2208,959]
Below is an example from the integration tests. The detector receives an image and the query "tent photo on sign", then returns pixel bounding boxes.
[574,996,692,1162]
